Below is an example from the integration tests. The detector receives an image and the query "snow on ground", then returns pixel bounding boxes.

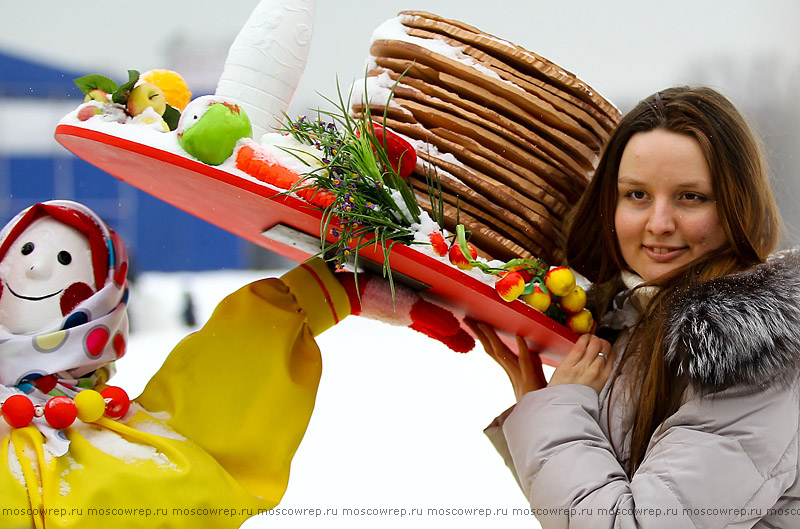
[115,268,545,529]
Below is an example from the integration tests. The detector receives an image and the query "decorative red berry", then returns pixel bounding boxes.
[2,395,35,428]
[101,386,130,419]
[429,232,449,257]
[44,396,78,429]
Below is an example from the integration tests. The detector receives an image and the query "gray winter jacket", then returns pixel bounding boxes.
[486,249,800,528]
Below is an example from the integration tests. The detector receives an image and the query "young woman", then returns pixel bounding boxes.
[469,86,800,527]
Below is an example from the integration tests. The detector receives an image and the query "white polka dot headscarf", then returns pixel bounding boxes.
[0,200,129,404]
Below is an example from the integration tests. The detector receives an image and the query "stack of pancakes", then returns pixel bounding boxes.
[352,11,621,264]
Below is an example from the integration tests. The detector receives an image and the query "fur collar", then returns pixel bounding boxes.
[664,248,800,391]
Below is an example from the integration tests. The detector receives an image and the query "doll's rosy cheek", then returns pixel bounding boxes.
[60,282,95,316]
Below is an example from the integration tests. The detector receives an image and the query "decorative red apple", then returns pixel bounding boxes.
[495,271,525,302]
[509,264,535,283]
[448,242,477,270]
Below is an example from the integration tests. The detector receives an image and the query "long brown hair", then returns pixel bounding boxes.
[563,86,781,474]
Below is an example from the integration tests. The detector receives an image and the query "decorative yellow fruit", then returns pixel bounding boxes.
[544,266,576,297]
[566,308,595,335]
[140,69,192,111]
[521,283,551,312]
[560,285,587,314]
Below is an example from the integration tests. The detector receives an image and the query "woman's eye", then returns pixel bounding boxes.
[681,192,706,202]
[21,242,34,255]
[625,190,647,200]
[57,251,72,265]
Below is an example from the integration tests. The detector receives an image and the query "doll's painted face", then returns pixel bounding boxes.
[0,217,97,334]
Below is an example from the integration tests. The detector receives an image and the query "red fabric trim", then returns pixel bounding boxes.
[336,273,363,316]
[300,262,340,324]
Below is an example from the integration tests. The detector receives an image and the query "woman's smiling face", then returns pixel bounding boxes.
[0,217,95,334]
[614,129,728,282]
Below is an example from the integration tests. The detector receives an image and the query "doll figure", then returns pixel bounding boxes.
[0,201,129,456]
[0,200,332,529]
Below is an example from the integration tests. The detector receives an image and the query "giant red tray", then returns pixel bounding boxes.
[54,123,577,363]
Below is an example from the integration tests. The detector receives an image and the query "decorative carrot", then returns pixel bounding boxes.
[235,142,337,209]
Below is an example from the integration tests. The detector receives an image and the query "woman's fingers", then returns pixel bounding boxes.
[516,335,547,391]
[479,323,521,379]
[561,333,592,366]
[516,335,534,391]
[464,318,490,351]
[548,334,615,394]
[465,318,550,398]
[527,341,549,389]
[464,319,520,379]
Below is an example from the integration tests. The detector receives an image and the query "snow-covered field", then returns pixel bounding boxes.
[115,268,546,529]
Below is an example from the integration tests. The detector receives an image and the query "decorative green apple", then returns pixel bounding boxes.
[177,95,252,165]
[126,83,167,117]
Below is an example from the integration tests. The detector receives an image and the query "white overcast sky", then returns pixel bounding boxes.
[5,0,795,233]
[1,0,798,112]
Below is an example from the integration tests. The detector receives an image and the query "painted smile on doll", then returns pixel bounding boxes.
[5,283,63,301]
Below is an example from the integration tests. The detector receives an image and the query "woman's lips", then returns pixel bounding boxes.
[643,245,688,262]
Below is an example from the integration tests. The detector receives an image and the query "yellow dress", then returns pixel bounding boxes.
[0,259,351,529]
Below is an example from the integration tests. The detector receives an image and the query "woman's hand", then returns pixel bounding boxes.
[465,319,547,402]
[548,333,615,394]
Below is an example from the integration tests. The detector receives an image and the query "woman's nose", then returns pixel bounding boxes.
[646,200,676,235]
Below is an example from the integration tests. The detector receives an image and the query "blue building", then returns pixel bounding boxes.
[0,50,287,271]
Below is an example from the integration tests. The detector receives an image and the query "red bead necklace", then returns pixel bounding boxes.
[1,386,130,430]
